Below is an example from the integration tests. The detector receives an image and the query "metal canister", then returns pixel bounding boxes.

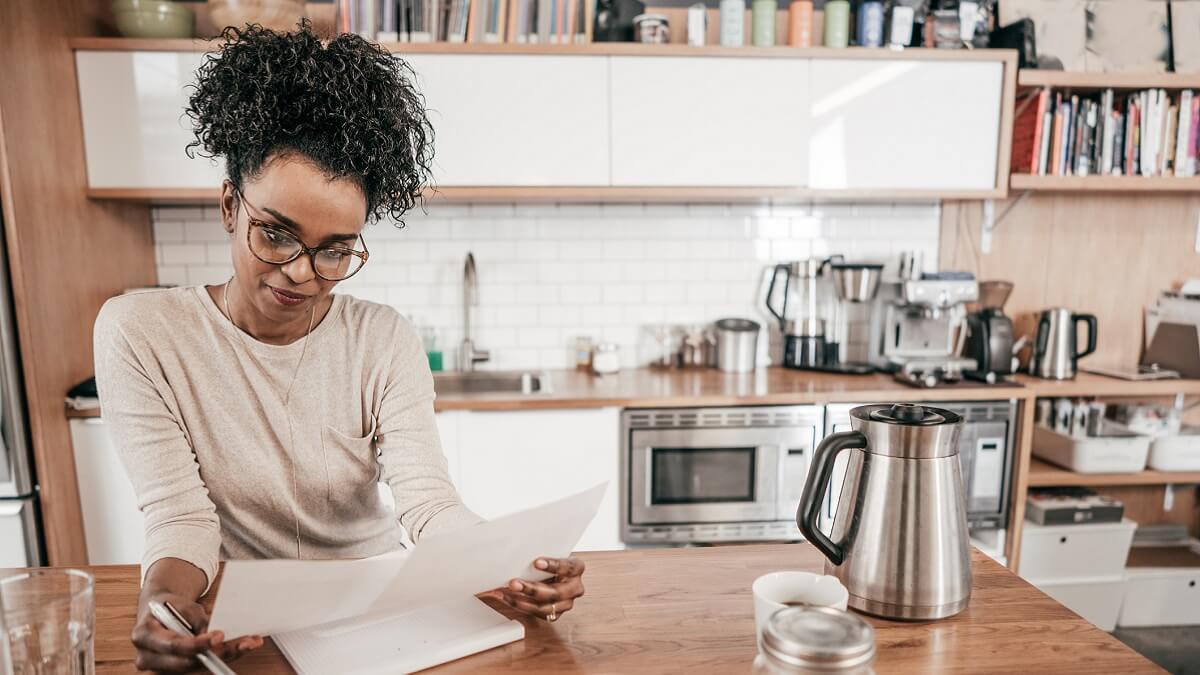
[715,318,760,373]
[756,606,876,674]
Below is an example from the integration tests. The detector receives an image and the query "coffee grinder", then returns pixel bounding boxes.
[964,281,1016,383]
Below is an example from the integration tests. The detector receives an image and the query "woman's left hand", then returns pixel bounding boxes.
[490,556,586,622]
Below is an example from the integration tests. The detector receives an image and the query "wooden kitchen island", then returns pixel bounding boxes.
[69,543,1157,674]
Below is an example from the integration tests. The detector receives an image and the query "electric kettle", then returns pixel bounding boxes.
[1030,307,1098,380]
[797,403,972,621]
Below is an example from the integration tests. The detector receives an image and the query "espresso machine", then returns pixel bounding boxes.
[765,257,882,374]
[868,255,979,387]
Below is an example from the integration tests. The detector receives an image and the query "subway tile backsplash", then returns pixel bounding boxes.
[152,202,941,370]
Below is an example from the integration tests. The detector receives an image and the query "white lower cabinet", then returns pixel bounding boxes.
[445,407,623,552]
[69,418,144,565]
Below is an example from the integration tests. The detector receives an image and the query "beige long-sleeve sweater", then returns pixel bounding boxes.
[93,286,480,589]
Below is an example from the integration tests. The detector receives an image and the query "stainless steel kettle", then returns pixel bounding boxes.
[1030,307,1098,380]
[797,403,971,621]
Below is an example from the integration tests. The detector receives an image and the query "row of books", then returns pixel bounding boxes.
[1012,87,1200,178]
[346,0,591,44]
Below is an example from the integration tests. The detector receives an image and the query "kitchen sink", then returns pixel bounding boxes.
[433,371,548,395]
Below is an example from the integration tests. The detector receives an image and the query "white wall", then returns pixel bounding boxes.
[153,202,940,370]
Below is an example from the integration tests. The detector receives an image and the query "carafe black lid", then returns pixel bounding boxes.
[865,403,960,426]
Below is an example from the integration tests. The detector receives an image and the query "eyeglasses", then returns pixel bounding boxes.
[234,189,370,282]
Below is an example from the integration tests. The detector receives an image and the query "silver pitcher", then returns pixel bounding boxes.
[797,403,972,621]
[1030,307,1098,380]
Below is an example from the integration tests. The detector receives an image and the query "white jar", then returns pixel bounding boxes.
[720,0,745,46]
[591,343,621,375]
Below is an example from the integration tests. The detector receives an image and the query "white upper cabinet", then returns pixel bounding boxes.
[74,49,1009,196]
[807,59,1003,192]
[75,51,223,189]
[401,54,610,187]
[608,56,811,187]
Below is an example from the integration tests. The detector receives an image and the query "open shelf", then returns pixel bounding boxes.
[87,185,1004,205]
[1027,457,1200,487]
[1009,174,1200,193]
[68,36,1015,62]
[1013,373,1200,397]
[1018,70,1200,90]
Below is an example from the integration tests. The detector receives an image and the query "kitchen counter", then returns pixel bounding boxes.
[432,368,1028,410]
[42,543,1157,673]
[66,369,1200,417]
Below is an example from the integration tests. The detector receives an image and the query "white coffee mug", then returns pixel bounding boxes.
[752,571,850,640]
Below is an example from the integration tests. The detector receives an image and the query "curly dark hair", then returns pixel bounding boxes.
[185,21,433,224]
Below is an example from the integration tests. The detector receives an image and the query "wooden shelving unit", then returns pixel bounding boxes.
[1018,70,1200,90]
[87,185,1005,205]
[1009,69,1200,193]
[1027,457,1200,488]
[1009,174,1200,193]
[70,36,1014,62]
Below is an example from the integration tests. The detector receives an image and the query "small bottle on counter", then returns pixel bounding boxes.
[787,0,813,46]
[573,335,595,371]
[751,0,777,46]
[719,0,745,46]
[421,326,443,372]
[591,343,621,375]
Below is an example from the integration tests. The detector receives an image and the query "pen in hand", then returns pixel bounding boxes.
[147,600,239,675]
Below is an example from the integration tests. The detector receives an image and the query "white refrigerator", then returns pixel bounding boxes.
[0,209,42,567]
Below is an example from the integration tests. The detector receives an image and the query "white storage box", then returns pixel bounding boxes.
[1032,425,1150,473]
[1019,518,1137,580]
[1147,431,1200,471]
[1029,576,1126,632]
[1118,541,1200,627]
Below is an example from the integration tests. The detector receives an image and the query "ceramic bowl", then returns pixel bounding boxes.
[113,0,194,38]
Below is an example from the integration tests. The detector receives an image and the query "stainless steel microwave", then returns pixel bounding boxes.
[620,406,824,544]
[821,400,1016,532]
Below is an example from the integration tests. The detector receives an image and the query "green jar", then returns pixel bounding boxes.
[823,0,850,47]
[751,0,777,46]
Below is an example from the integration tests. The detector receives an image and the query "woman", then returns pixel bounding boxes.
[94,23,585,672]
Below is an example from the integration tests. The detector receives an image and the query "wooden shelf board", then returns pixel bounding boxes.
[1018,70,1200,90]
[1010,174,1200,193]
[1027,457,1200,487]
[68,36,1015,63]
[88,186,1005,204]
[1013,373,1200,398]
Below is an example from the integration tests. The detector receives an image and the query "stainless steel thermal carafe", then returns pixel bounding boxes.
[797,403,972,621]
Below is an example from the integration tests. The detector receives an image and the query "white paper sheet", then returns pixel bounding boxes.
[209,482,606,638]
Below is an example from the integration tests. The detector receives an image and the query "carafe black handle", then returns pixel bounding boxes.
[1072,313,1098,362]
[766,263,791,330]
[797,430,866,566]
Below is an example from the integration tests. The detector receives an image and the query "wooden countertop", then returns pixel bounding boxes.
[66,368,1200,418]
[37,544,1156,674]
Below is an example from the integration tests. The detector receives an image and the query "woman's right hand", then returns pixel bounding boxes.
[131,591,263,672]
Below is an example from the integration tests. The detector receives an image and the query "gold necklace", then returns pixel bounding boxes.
[222,278,318,559]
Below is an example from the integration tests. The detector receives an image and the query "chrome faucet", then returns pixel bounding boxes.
[459,252,490,372]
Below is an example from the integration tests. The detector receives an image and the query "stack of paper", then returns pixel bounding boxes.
[208,483,607,673]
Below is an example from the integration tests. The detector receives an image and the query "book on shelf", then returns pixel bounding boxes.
[1013,85,1200,179]
[347,0,593,44]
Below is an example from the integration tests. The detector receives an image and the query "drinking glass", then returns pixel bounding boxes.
[0,570,95,675]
